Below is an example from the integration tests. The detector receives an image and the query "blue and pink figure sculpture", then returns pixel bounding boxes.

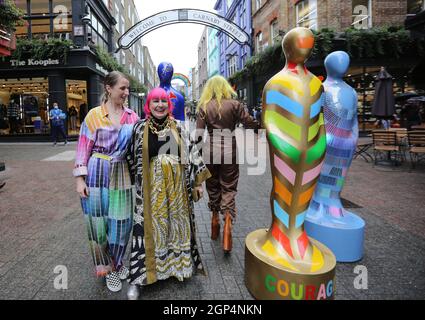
[158,62,185,121]
[304,51,365,262]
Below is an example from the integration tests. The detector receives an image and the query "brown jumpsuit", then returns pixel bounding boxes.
[196,99,259,220]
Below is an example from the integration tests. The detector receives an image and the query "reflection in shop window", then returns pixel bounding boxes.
[296,0,318,31]
[352,0,372,29]
[407,0,425,14]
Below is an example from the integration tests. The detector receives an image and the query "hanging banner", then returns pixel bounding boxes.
[117,9,251,52]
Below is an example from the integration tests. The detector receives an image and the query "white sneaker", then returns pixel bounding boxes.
[127,284,140,300]
[105,272,122,292]
[117,266,129,281]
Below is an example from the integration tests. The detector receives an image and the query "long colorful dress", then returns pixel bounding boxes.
[127,118,211,286]
[73,105,139,277]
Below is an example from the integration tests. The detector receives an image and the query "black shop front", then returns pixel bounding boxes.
[0,48,105,140]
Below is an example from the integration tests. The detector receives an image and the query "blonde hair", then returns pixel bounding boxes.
[197,75,236,118]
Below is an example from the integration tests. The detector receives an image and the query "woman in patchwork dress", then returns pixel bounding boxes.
[74,71,139,292]
[126,87,211,300]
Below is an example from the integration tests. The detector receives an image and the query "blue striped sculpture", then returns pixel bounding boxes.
[305,51,365,262]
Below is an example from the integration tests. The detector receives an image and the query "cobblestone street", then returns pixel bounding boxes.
[0,141,424,300]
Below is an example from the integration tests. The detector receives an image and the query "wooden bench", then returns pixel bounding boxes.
[407,131,425,169]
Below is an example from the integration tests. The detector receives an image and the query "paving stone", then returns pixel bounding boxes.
[0,143,424,300]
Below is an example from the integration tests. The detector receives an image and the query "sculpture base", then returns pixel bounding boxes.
[305,211,365,262]
[245,229,336,300]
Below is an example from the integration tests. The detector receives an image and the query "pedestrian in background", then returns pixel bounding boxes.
[49,102,68,146]
[73,71,139,293]
[7,99,19,135]
[196,75,259,253]
[126,87,210,300]
[68,105,78,131]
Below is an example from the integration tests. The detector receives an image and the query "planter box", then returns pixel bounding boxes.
[0,27,15,56]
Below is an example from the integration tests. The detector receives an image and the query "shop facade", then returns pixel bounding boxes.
[0,49,104,138]
[0,0,144,140]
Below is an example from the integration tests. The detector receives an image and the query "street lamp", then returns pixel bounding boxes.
[81,14,90,25]
[81,14,92,48]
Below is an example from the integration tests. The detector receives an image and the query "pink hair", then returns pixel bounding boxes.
[143,87,174,118]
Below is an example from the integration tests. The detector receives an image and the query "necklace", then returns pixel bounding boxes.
[149,117,171,138]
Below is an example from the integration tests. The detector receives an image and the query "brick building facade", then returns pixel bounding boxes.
[253,0,412,53]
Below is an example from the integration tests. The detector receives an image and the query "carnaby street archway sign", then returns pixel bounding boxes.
[116,8,251,52]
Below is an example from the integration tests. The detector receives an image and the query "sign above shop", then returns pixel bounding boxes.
[117,9,251,52]
[10,58,60,67]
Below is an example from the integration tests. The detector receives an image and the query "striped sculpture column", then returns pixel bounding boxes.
[245,27,336,300]
[304,51,365,262]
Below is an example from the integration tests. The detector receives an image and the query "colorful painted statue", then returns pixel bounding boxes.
[158,62,185,121]
[245,27,336,300]
[305,51,365,262]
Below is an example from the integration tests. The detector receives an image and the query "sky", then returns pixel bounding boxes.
[134,0,218,78]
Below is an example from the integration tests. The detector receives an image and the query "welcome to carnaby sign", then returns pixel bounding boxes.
[117,9,251,52]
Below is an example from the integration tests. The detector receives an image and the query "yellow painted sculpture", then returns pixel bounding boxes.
[245,27,336,300]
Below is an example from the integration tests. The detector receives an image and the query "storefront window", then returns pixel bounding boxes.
[352,0,372,29]
[15,0,28,15]
[66,80,87,135]
[31,0,50,15]
[0,78,49,135]
[53,1,72,36]
[296,0,318,31]
[15,22,29,38]
[407,0,425,14]
[345,66,417,132]
[14,1,29,37]
[13,1,73,39]
[31,18,51,35]
[53,0,72,14]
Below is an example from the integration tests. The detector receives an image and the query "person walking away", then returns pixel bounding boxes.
[196,75,259,253]
[73,71,139,292]
[49,102,68,146]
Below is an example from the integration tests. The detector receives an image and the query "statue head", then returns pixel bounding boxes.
[282,27,314,65]
[324,51,350,79]
[158,62,174,84]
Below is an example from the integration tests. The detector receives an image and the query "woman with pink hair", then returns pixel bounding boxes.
[126,87,211,299]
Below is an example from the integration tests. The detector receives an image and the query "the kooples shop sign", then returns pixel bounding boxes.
[10,58,60,67]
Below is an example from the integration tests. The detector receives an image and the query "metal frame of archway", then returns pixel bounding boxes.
[116,8,252,52]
